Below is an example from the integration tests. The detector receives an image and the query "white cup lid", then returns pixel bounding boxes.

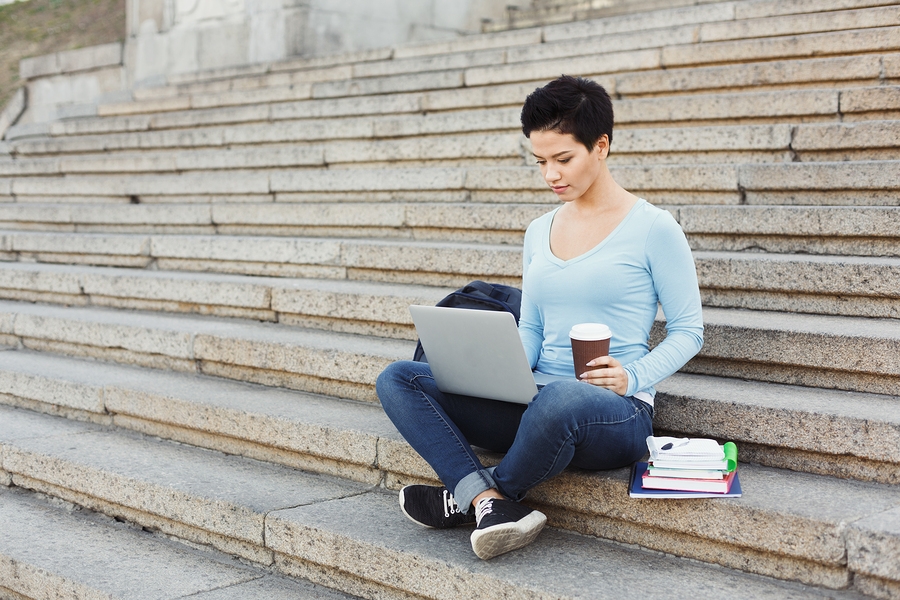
[569,323,611,340]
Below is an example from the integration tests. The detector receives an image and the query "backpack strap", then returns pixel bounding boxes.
[462,280,511,304]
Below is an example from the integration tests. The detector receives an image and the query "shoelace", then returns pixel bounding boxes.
[442,489,462,518]
[474,497,495,524]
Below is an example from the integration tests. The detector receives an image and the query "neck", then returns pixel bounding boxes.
[572,162,630,212]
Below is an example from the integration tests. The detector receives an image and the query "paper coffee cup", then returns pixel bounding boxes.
[570,323,612,379]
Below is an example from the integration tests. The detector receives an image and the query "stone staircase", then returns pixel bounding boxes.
[1,0,899,598]
[485,0,735,30]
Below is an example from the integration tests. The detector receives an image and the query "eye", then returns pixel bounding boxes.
[535,160,546,165]
[559,158,571,164]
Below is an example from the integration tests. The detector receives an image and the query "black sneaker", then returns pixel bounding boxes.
[399,485,476,529]
[469,497,546,560]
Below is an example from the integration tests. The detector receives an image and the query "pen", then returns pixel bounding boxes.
[659,439,691,451]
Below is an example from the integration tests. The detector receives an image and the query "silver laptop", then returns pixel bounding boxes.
[409,305,572,404]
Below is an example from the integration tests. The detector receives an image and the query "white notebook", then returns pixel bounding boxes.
[646,436,725,462]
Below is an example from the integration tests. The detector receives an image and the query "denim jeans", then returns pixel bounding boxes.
[376,360,654,513]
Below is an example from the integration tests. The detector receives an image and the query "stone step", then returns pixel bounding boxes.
[14,60,894,150]
[0,133,528,176]
[654,372,900,485]
[510,5,900,63]
[7,107,523,153]
[249,48,515,92]
[0,486,358,600]
[4,160,899,206]
[613,118,900,164]
[98,70,471,118]
[166,48,395,87]
[700,3,900,42]
[0,201,553,244]
[7,84,524,143]
[0,237,895,323]
[390,28,545,60]
[0,404,374,566]
[4,120,899,175]
[133,63,358,102]
[504,22,701,64]
[743,0,900,19]
[22,22,893,127]
[678,205,900,257]
[495,0,900,31]
[0,262,450,337]
[0,349,406,484]
[0,230,524,286]
[108,21,900,118]
[465,25,900,87]
[609,86,870,131]
[793,119,900,162]
[256,488,899,598]
[499,0,735,31]
[137,30,541,98]
[680,307,900,396]
[62,69,900,136]
[663,23,900,69]
[126,1,897,97]
[843,81,900,119]
[8,78,898,161]
[0,296,896,400]
[0,201,895,281]
[318,6,900,84]
[0,299,412,402]
[0,346,896,487]
[612,52,892,98]
[0,401,896,595]
[54,104,522,141]
[693,251,900,319]
[538,0,898,38]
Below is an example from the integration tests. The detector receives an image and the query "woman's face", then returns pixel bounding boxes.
[530,130,606,203]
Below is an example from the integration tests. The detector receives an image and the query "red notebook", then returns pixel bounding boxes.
[642,468,737,494]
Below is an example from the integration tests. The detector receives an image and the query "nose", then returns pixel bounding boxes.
[544,165,560,183]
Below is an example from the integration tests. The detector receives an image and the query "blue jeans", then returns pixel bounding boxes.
[376,360,653,513]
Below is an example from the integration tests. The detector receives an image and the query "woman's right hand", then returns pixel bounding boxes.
[580,355,628,395]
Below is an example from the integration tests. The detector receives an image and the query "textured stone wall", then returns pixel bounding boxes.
[12,43,128,129]
[124,0,526,86]
[7,0,527,128]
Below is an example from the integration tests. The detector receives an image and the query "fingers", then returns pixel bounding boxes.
[579,367,622,385]
[586,355,620,368]
[579,362,628,395]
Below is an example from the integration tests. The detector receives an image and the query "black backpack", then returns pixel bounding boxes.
[413,280,522,362]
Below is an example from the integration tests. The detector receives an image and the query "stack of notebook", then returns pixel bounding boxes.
[629,436,742,498]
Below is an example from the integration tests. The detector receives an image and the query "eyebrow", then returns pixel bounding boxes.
[531,150,574,159]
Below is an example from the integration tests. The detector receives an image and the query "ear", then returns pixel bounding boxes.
[594,135,610,160]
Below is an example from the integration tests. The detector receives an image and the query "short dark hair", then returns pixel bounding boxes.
[520,75,614,153]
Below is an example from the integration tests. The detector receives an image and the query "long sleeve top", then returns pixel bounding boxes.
[519,199,704,405]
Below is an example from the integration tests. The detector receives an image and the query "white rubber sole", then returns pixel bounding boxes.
[470,510,547,560]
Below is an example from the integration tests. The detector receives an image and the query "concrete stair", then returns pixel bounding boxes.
[0,354,897,596]
[0,486,358,600]
[0,404,878,600]
[486,0,728,31]
[3,120,900,172]
[1,0,899,597]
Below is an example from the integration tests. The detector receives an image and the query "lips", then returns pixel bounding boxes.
[551,185,568,194]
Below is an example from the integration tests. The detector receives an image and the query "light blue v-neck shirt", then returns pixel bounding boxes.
[519,199,704,403]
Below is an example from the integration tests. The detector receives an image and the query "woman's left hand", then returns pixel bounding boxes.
[580,355,629,395]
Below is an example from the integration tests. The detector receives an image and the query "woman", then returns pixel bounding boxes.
[376,75,704,560]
